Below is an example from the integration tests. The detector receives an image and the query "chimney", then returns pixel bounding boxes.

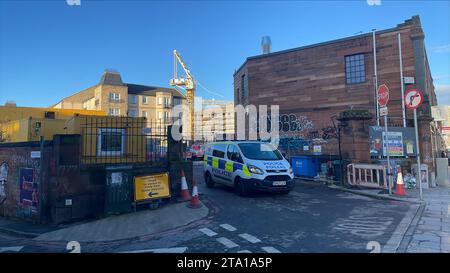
[261,36,272,54]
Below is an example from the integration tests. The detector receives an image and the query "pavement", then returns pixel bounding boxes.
[34,200,209,242]
[402,186,450,253]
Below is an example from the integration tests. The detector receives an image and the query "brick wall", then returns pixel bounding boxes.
[233,16,436,166]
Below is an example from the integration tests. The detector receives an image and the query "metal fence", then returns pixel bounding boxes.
[80,116,168,166]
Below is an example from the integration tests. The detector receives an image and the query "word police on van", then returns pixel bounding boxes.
[203,141,294,195]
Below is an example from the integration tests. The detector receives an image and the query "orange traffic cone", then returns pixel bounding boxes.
[395,166,406,196]
[177,170,191,202]
[187,180,202,209]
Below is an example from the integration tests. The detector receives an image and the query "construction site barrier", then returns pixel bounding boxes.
[347,163,388,189]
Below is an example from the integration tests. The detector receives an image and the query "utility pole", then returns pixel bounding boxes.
[373,29,380,126]
[398,33,407,128]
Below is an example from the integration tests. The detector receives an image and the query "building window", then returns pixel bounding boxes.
[128,109,137,117]
[142,96,148,104]
[108,108,120,116]
[240,74,248,105]
[97,128,126,156]
[173,97,182,105]
[164,111,169,121]
[158,111,163,120]
[345,54,366,84]
[164,97,170,107]
[142,111,148,118]
[157,97,163,105]
[129,94,137,104]
[109,92,120,102]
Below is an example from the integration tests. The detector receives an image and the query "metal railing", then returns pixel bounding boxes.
[80,116,168,166]
[347,163,388,189]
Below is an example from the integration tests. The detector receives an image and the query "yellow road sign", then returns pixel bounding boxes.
[134,173,170,201]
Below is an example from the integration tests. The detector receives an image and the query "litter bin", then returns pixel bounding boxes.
[291,156,319,177]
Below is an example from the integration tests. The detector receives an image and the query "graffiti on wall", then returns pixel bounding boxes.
[0,162,8,202]
[278,114,315,133]
[19,168,38,216]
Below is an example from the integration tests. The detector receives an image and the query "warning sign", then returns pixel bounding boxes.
[134,173,170,202]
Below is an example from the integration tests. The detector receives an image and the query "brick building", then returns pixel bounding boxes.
[234,16,438,171]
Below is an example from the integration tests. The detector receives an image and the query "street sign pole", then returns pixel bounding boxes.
[405,89,424,201]
[384,114,391,195]
[378,84,391,194]
[413,108,423,201]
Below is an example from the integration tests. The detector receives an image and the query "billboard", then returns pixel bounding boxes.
[369,126,416,157]
[134,172,170,202]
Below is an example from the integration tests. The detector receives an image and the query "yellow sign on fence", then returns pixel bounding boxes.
[134,173,170,201]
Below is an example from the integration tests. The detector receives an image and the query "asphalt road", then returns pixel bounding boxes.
[0,163,414,253]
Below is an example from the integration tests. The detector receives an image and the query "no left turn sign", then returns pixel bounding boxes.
[404,89,424,110]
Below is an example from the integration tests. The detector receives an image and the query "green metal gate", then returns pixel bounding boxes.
[105,170,133,215]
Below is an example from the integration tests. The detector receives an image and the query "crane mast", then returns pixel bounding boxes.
[170,50,195,141]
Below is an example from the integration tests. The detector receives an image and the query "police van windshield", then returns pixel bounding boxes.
[238,143,283,161]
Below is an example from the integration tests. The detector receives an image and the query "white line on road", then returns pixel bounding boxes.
[220,224,237,231]
[261,246,281,253]
[0,246,24,253]
[216,237,239,249]
[239,233,262,243]
[237,250,252,253]
[118,247,188,253]
[199,228,218,237]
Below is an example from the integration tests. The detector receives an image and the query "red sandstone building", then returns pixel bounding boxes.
[234,16,439,177]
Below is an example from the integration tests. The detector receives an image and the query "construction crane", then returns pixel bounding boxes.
[170,50,196,140]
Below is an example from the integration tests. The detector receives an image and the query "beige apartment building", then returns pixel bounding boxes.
[52,70,187,136]
[432,105,450,154]
[194,99,235,141]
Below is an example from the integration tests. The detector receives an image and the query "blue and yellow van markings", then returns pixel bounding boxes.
[205,156,251,177]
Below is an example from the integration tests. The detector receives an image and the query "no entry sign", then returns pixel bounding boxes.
[377,84,390,107]
[404,89,424,110]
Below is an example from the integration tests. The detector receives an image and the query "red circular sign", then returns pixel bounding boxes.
[377,84,390,107]
[404,89,424,110]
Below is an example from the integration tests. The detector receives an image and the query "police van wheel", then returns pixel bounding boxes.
[235,178,248,196]
[205,172,215,188]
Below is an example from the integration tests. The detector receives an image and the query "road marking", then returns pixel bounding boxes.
[0,246,24,253]
[199,228,218,237]
[239,233,261,243]
[119,247,188,253]
[220,224,237,231]
[261,246,281,253]
[237,250,252,253]
[216,237,239,249]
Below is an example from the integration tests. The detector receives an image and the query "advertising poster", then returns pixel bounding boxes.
[19,168,38,214]
[313,145,321,154]
[369,126,416,157]
[134,172,170,202]
[382,131,404,156]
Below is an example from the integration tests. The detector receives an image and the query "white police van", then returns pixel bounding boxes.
[203,141,294,196]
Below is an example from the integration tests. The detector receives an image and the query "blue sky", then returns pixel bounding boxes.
[0,0,449,107]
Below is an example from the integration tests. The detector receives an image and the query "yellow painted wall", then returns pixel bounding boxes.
[0,105,106,124]
[2,118,68,142]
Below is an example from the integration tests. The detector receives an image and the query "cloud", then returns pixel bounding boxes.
[366,0,381,6]
[435,84,450,104]
[433,44,450,54]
